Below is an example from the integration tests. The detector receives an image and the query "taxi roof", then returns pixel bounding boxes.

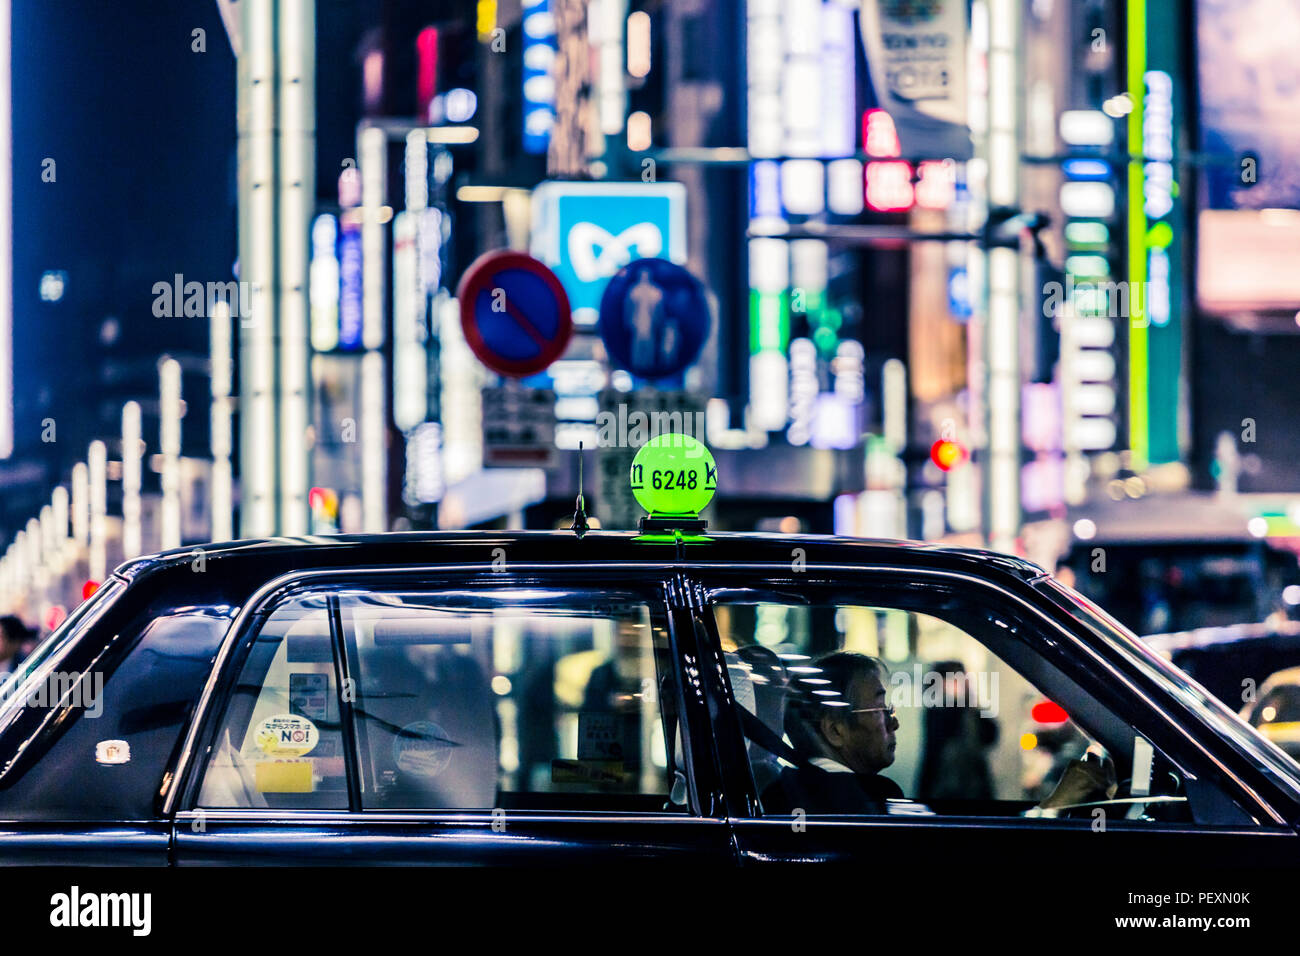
[117,530,1047,589]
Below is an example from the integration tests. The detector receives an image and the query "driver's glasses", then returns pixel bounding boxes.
[849,705,896,720]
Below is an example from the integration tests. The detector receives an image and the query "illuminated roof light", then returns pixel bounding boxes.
[629,434,717,517]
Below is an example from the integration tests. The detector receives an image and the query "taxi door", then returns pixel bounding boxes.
[172,567,736,865]
[687,565,1300,868]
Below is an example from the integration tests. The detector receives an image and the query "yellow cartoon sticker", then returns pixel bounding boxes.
[254,714,319,757]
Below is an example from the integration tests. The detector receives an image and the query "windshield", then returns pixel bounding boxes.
[1062,544,1296,635]
[1035,576,1300,805]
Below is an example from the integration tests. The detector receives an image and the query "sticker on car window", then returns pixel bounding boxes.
[255,759,314,793]
[289,672,330,722]
[254,714,319,757]
[393,720,455,779]
[95,739,131,765]
[578,711,626,761]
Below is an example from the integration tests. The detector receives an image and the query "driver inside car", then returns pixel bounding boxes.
[761,652,1117,816]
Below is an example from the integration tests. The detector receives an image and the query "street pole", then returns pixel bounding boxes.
[88,441,107,583]
[236,0,315,537]
[121,401,142,559]
[159,358,182,550]
[277,0,313,536]
[238,0,277,537]
[981,0,1023,555]
[211,301,234,542]
[359,123,388,532]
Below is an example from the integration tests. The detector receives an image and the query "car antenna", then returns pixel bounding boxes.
[571,440,590,538]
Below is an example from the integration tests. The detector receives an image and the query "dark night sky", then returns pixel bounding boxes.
[6,0,235,533]
[3,0,363,540]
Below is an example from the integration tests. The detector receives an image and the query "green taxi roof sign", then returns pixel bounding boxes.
[630,433,717,518]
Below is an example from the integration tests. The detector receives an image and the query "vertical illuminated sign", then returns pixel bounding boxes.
[0,0,12,459]
[309,214,340,351]
[522,0,558,153]
[338,220,363,350]
[746,1,858,434]
[392,210,427,431]
[1127,0,1183,468]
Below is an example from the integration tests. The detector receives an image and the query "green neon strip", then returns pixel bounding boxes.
[1127,0,1149,471]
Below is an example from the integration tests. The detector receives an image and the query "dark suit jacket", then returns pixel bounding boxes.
[761,765,904,815]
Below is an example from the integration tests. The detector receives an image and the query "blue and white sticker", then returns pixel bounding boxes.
[393,720,455,779]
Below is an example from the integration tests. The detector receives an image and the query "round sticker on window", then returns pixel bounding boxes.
[254,714,319,757]
[393,721,455,779]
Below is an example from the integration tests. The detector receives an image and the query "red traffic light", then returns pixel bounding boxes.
[1031,700,1069,725]
[81,580,100,601]
[930,439,967,471]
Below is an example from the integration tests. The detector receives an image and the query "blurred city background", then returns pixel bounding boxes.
[1,0,1299,645]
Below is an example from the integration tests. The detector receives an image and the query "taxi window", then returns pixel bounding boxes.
[340,588,684,813]
[710,590,1257,827]
[0,601,230,821]
[197,596,348,810]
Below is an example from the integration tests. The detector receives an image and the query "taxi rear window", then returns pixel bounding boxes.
[197,586,688,814]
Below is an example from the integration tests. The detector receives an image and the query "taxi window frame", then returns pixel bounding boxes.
[173,563,719,820]
[685,562,1291,829]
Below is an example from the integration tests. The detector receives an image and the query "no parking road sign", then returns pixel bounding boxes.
[456,250,574,378]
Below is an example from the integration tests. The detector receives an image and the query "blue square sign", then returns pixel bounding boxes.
[531,182,687,327]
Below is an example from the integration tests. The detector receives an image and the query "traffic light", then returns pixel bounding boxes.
[1031,700,1069,724]
[929,438,968,472]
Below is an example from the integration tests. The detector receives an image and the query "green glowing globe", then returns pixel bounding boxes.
[630,434,717,516]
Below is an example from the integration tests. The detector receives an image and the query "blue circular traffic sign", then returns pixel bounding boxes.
[598,258,710,380]
[457,250,573,378]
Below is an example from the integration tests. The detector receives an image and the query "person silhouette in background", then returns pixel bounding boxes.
[0,616,32,677]
[916,661,998,804]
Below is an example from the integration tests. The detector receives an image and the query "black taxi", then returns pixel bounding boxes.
[0,526,1297,866]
